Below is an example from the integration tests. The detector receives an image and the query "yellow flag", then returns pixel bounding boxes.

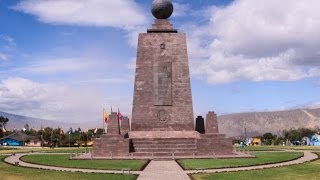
[104,111,108,124]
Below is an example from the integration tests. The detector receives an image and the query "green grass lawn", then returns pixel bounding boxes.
[235,146,284,151]
[0,155,136,180]
[236,146,320,151]
[21,154,148,171]
[178,152,303,170]
[279,146,320,151]
[192,153,320,180]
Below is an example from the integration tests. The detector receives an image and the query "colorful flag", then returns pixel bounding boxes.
[118,109,123,121]
[104,111,109,124]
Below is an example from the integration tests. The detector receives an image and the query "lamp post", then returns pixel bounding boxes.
[69,133,71,148]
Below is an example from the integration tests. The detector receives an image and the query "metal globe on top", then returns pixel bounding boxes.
[151,0,174,19]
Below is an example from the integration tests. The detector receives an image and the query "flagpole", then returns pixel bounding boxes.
[117,108,120,135]
[69,133,70,148]
[103,108,105,134]
[59,127,61,147]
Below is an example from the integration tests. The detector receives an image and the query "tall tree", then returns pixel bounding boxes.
[0,116,9,128]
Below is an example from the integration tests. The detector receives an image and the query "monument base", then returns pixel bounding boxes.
[92,134,129,157]
[130,131,233,157]
[92,131,233,158]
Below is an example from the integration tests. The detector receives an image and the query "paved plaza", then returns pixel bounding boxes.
[3,151,318,180]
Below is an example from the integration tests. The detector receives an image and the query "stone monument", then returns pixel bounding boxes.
[131,0,194,131]
[92,0,233,158]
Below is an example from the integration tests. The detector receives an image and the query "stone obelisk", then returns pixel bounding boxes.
[131,0,194,131]
[93,0,233,158]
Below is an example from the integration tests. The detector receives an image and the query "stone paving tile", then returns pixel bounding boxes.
[138,160,190,180]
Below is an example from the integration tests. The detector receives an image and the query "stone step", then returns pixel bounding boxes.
[132,152,195,157]
[132,140,196,144]
[134,148,197,153]
[131,138,196,141]
[200,133,226,137]
[133,144,196,148]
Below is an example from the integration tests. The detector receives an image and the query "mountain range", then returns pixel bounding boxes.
[0,111,81,130]
[1,108,320,137]
[218,108,320,137]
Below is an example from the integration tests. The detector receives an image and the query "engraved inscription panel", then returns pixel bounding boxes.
[153,62,172,106]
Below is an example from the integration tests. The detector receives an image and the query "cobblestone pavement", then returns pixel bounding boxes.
[3,151,318,179]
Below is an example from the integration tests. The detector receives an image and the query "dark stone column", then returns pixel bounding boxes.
[195,116,205,134]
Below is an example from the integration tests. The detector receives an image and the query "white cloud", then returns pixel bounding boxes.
[187,0,320,84]
[172,2,190,17]
[19,58,97,74]
[0,52,8,61]
[13,0,146,28]
[307,102,320,109]
[0,77,134,123]
[0,77,106,122]
[0,35,16,47]
[12,0,148,47]
[80,77,132,85]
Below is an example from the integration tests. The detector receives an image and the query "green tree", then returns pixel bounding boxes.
[24,123,30,131]
[299,128,315,138]
[0,116,9,128]
[262,132,274,145]
[0,116,9,141]
[42,127,53,145]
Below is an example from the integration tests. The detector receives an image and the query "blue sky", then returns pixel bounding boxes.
[0,0,320,125]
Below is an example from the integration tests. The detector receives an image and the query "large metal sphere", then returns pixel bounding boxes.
[151,0,174,19]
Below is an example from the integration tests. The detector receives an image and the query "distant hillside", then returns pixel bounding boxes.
[0,111,76,130]
[218,108,320,137]
[2,108,320,137]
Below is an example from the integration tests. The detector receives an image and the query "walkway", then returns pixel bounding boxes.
[3,151,318,180]
[137,161,190,180]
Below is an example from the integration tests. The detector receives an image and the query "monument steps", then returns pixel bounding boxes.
[131,137,197,155]
[132,138,196,143]
[132,141,196,145]
[134,147,197,153]
[133,144,196,148]
[132,152,195,157]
